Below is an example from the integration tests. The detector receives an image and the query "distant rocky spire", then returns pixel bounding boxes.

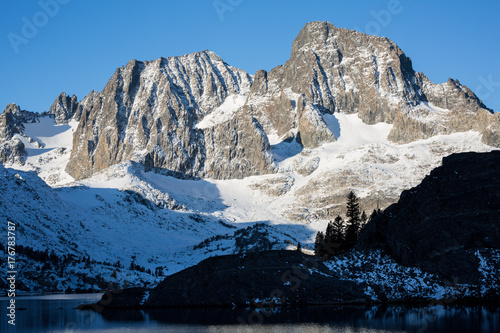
[49,92,79,124]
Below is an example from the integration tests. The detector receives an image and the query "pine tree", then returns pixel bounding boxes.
[345,191,361,245]
[361,211,367,224]
[323,216,345,256]
[324,222,334,258]
[325,221,334,244]
[314,231,325,257]
[332,215,345,244]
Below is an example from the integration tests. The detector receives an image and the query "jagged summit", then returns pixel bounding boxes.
[0,21,499,295]
[49,92,79,124]
[65,49,269,181]
[1,21,499,183]
[248,20,497,148]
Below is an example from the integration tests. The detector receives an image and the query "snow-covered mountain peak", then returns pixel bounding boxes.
[0,21,499,292]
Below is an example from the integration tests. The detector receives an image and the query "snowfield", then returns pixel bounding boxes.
[0,112,497,293]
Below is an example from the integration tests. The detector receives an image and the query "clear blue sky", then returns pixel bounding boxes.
[1,0,499,112]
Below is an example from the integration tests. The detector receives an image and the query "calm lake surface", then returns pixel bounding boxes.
[1,294,499,333]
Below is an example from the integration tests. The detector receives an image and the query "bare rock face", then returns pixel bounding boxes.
[297,105,336,147]
[49,92,79,124]
[203,107,275,179]
[247,21,498,148]
[388,75,498,145]
[0,138,25,164]
[0,104,30,163]
[250,175,295,197]
[65,21,498,181]
[66,51,275,180]
[0,105,21,141]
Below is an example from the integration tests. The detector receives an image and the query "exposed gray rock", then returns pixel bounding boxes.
[66,51,275,180]
[296,156,320,176]
[0,103,40,140]
[0,104,31,163]
[0,105,20,141]
[0,138,25,164]
[64,21,498,181]
[202,107,275,179]
[247,21,498,148]
[388,76,498,145]
[249,175,295,196]
[297,106,336,148]
[49,92,79,124]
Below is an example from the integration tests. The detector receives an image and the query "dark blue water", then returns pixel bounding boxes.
[1,294,499,332]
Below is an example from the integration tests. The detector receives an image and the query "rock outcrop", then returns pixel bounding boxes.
[357,151,500,284]
[0,138,25,164]
[0,105,21,141]
[63,21,499,181]
[0,104,32,163]
[246,21,498,148]
[48,92,79,124]
[388,76,500,146]
[66,51,275,180]
[91,250,366,308]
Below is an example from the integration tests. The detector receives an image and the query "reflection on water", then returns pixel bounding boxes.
[1,294,499,333]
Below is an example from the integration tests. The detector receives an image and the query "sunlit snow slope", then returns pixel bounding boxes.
[1,112,495,283]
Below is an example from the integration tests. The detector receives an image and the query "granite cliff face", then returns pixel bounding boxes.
[48,92,79,124]
[0,103,36,164]
[2,21,498,183]
[62,21,499,181]
[357,151,500,285]
[66,51,275,180]
[246,21,497,148]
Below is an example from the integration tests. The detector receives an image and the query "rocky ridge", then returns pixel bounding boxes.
[0,103,41,164]
[2,21,498,181]
[24,22,489,181]
[48,92,79,124]
[65,50,276,181]
[246,22,498,148]
[86,250,367,309]
[357,151,500,285]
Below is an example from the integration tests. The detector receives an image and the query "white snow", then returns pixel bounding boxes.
[195,94,247,129]
[11,116,78,185]
[1,107,497,292]
[323,250,474,301]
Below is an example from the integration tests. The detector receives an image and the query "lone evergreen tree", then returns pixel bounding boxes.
[361,211,367,224]
[332,215,345,244]
[314,231,325,257]
[345,191,361,246]
[328,216,346,254]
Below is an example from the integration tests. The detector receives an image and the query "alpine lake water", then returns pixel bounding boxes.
[1,294,499,333]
